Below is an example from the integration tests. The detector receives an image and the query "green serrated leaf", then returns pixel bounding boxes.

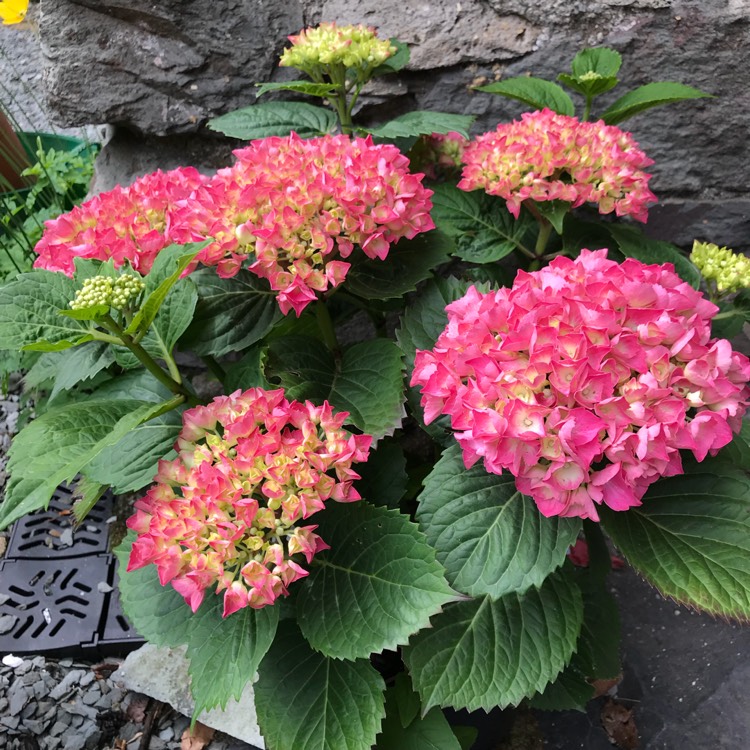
[58,305,110,321]
[373,38,410,75]
[91,370,174,403]
[476,77,575,116]
[535,200,570,235]
[207,102,337,140]
[355,438,408,509]
[601,473,750,620]
[71,476,107,523]
[21,334,94,352]
[368,111,474,141]
[125,243,203,339]
[571,47,622,79]
[255,80,339,98]
[601,81,713,125]
[185,592,279,714]
[224,346,272,392]
[559,72,618,98]
[296,501,458,659]
[711,300,746,340]
[607,224,701,289]
[377,684,460,749]
[181,269,281,357]
[86,407,183,492]
[404,571,584,711]
[528,662,594,711]
[345,231,453,300]
[0,270,88,351]
[0,399,163,529]
[430,184,534,264]
[256,621,385,750]
[49,342,115,400]
[417,444,580,598]
[265,336,405,440]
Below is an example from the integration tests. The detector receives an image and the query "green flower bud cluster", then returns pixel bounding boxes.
[70,274,144,310]
[690,240,750,294]
[280,23,395,78]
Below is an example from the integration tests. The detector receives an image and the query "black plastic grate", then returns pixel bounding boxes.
[0,555,110,655]
[6,484,114,559]
[1,486,143,657]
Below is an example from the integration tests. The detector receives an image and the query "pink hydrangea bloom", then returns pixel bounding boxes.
[126,388,372,616]
[169,133,435,315]
[458,109,657,222]
[412,250,750,520]
[33,167,208,276]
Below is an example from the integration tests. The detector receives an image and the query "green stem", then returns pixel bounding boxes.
[201,354,227,383]
[535,221,553,257]
[100,314,200,405]
[583,95,593,122]
[711,310,739,321]
[316,300,339,353]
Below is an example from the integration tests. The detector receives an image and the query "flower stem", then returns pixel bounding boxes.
[316,300,339,353]
[583,96,593,122]
[202,354,227,383]
[535,221,553,257]
[100,314,200,406]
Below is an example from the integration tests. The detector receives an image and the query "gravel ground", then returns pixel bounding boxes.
[0,653,257,750]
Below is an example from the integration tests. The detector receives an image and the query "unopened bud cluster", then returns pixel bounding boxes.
[280,22,395,79]
[691,241,750,294]
[70,274,144,310]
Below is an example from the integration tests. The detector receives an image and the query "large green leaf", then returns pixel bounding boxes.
[296,501,458,660]
[373,38,410,75]
[344,231,453,300]
[265,336,405,440]
[115,533,279,715]
[601,81,713,125]
[0,270,89,351]
[0,399,163,528]
[368,111,474,140]
[377,686,461,749]
[430,184,534,264]
[476,78,575,116]
[183,591,279,715]
[601,472,750,619]
[607,224,701,289]
[86,408,183,492]
[207,102,337,140]
[417,445,580,598]
[181,269,281,357]
[125,243,203,337]
[255,621,385,750]
[355,438,408,509]
[558,47,621,98]
[529,662,594,711]
[47,342,115,400]
[404,571,583,712]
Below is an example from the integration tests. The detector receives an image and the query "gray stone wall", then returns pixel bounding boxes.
[39,0,750,249]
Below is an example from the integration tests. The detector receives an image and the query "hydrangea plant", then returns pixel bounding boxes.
[0,24,749,750]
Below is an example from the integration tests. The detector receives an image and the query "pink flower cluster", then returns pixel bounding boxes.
[126,388,372,616]
[33,168,207,276]
[169,133,434,314]
[458,109,657,222]
[412,250,750,520]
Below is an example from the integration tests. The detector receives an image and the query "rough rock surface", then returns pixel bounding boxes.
[37,0,750,247]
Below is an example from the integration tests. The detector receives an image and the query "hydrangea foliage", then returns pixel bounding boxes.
[459,109,657,222]
[412,250,750,520]
[126,388,372,617]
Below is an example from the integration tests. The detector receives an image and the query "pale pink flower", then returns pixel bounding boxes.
[127,388,372,616]
[412,250,750,520]
[459,109,657,222]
